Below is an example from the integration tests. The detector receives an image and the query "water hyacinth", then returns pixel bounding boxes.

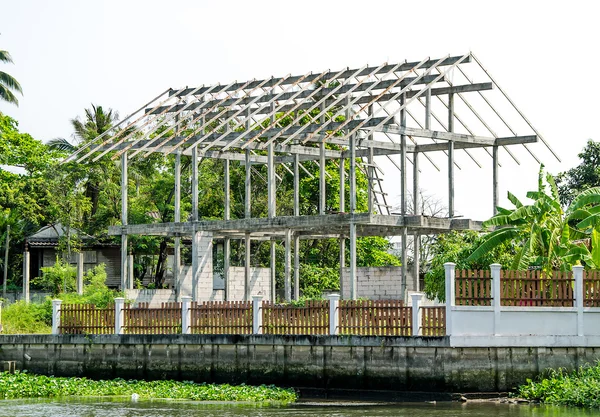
[0,372,297,405]
[518,362,600,408]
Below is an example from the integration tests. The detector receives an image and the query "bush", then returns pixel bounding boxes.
[0,301,51,334]
[299,264,339,298]
[34,257,76,294]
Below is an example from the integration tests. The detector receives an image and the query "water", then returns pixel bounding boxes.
[2,399,600,417]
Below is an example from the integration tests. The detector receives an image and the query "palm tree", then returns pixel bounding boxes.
[0,50,23,106]
[467,165,600,273]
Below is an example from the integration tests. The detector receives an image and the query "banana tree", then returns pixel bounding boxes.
[467,166,597,273]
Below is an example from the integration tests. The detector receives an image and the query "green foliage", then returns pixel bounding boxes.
[518,362,600,408]
[556,140,600,206]
[299,264,339,298]
[0,371,297,404]
[35,258,76,294]
[0,50,23,105]
[467,165,600,275]
[58,264,122,308]
[0,301,52,334]
[424,231,515,301]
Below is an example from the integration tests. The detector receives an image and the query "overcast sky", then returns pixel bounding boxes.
[1,0,597,221]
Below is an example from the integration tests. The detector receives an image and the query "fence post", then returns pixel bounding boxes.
[181,296,191,335]
[490,263,501,336]
[444,262,455,336]
[411,293,423,336]
[573,265,584,337]
[51,299,62,335]
[252,295,263,335]
[114,297,125,335]
[328,294,340,335]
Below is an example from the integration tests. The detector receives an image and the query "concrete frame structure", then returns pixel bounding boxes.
[65,53,556,301]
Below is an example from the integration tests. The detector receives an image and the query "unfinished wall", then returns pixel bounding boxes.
[341,266,416,300]
[227,267,270,301]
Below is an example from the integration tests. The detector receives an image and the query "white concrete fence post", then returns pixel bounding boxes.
[444,262,455,336]
[114,297,125,335]
[252,295,263,335]
[490,263,502,336]
[181,296,192,335]
[51,299,62,335]
[411,292,423,336]
[328,294,340,335]
[573,265,584,337]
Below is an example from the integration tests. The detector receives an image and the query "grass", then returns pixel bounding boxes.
[518,362,600,408]
[0,372,298,405]
[0,301,52,334]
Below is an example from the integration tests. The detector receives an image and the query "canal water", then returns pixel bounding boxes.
[1,399,600,417]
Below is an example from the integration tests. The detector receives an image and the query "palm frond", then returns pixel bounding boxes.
[0,50,13,63]
[0,84,18,105]
[47,137,77,153]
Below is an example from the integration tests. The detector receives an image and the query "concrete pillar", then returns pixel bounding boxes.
[284,229,291,301]
[294,154,300,217]
[267,143,276,217]
[174,150,181,299]
[252,295,263,334]
[270,240,276,302]
[411,292,423,336]
[425,87,431,129]
[181,295,191,335]
[224,237,231,301]
[413,152,421,291]
[192,146,199,221]
[22,250,30,303]
[120,153,128,290]
[114,297,125,335]
[448,92,455,218]
[328,293,340,335]
[191,229,199,301]
[444,262,456,336]
[51,299,62,335]
[367,104,374,213]
[492,145,499,215]
[349,224,357,300]
[339,157,345,299]
[128,254,134,290]
[320,141,326,215]
[490,263,501,336]
[573,265,584,337]
[244,233,251,301]
[400,93,408,301]
[293,234,300,300]
[76,252,84,295]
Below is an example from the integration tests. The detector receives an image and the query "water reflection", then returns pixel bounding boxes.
[1,399,599,417]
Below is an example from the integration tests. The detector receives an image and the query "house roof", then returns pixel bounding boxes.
[26,223,93,247]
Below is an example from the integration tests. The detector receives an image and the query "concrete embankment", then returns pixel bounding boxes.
[1,335,599,393]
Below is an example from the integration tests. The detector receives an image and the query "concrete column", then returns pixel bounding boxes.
[294,154,300,217]
[181,296,191,335]
[128,254,134,290]
[174,150,181,299]
[413,152,420,291]
[448,92,455,218]
[224,159,231,301]
[76,252,84,295]
[51,299,62,335]
[120,153,128,290]
[293,234,300,300]
[339,156,346,299]
[492,145,499,215]
[328,293,340,335]
[224,237,231,301]
[22,250,30,303]
[490,263,501,336]
[267,143,276,217]
[252,295,263,334]
[270,240,276,302]
[245,151,252,218]
[191,229,199,301]
[244,233,251,301]
[339,237,345,300]
[349,224,357,300]
[400,93,408,301]
[192,146,199,221]
[367,104,374,213]
[284,229,291,301]
[411,292,423,336]
[444,262,456,336]
[573,265,584,337]
[114,297,125,335]
[349,135,356,213]
[425,87,431,129]
[320,142,326,215]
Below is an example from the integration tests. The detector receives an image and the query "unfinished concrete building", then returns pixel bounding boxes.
[65,52,557,302]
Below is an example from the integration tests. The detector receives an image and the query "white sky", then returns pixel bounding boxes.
[1,0,598,221]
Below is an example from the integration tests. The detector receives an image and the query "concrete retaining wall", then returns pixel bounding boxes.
[1,334,599,392]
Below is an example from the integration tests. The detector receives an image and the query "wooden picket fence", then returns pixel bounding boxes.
[501,270,574,307]
[262,301,329,335]
[584,271,600,307]
[455,269,492,306]
[59,304,114,334]
[338,300,411,336]
[190,301,252,334]
[124,302,182,334]
[421,306,446,336]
